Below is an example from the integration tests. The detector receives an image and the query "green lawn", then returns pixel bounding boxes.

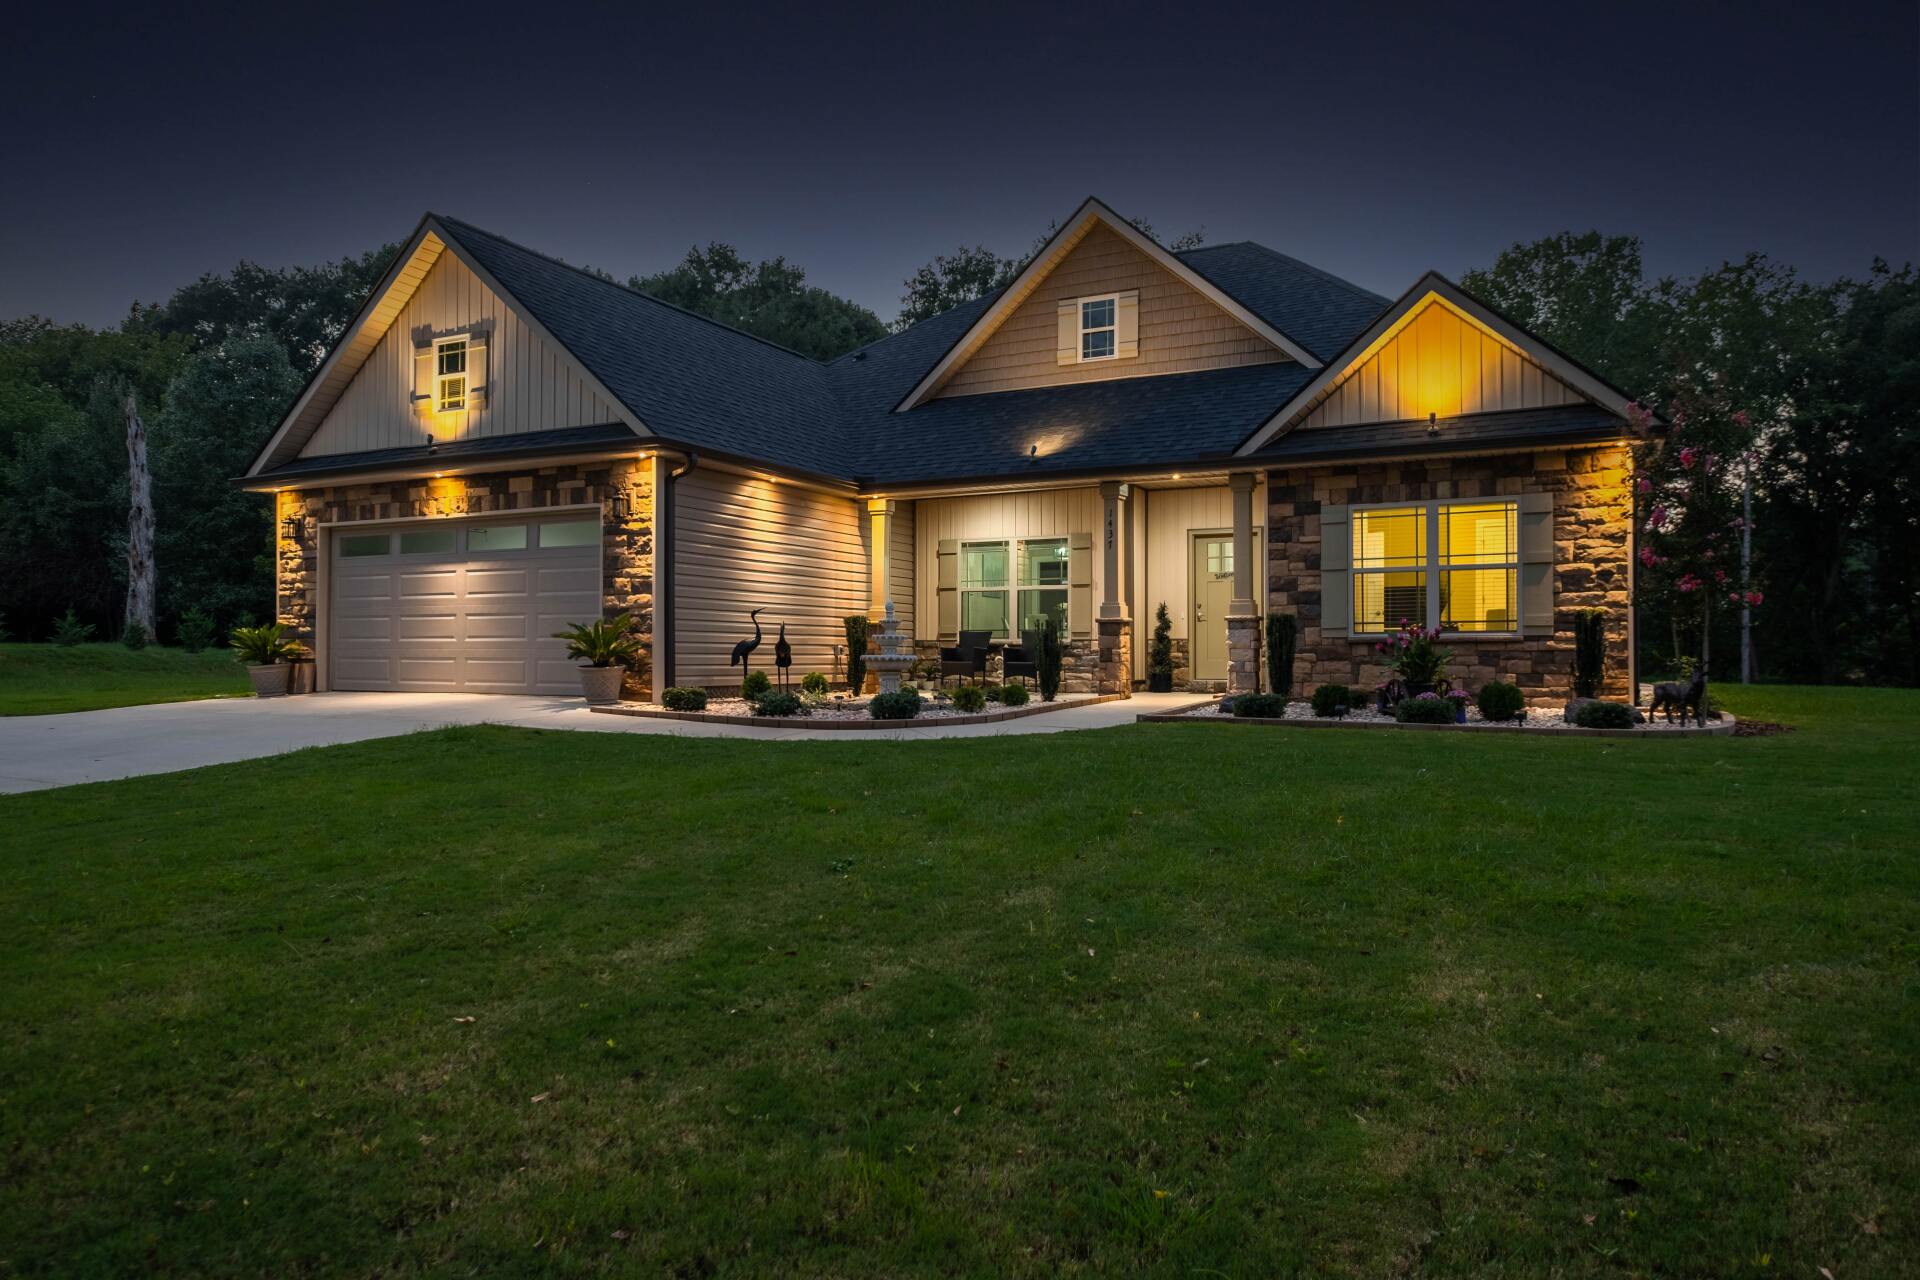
[0,642,250,715]
[0,686,1912,1277]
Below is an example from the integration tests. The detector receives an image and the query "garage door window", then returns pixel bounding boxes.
[539,519,599,548]
[339,533,389,557]
[468,525,527,552]
[399,528,457,555]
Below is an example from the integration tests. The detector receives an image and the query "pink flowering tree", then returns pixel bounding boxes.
[1630,381,1764,672]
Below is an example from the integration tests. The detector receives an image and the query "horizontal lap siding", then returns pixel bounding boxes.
[887,500,916,635]
[300,252,622,458]
[934,223,1286,399]
[912,488,1103,639]
[1302,299,1580,428]
[674,470,867,687]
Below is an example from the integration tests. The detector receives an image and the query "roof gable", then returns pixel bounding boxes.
[893,198,1325,411]
[1234,273,1639,455]
[247,219,645,476]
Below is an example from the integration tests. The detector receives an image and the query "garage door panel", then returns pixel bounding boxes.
[466,612,530,640]
[465,569,529,596]
[397,613,461,641]
[399,570,460,598]
[329,517,603,695]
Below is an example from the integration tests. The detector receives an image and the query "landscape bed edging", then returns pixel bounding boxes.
[1137,700,1737,738]
[591,692,1127,730]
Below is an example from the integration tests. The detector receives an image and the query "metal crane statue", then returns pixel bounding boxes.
[730,608,764,680]
[773,623,793,689]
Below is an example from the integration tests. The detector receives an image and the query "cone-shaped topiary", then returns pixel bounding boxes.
[1148,603,1174,691]
[1573,608,1607,698]
[1037,617,1063,702]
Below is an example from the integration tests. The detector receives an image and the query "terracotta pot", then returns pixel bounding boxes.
[578,665,625,704]
[247,664,291,698]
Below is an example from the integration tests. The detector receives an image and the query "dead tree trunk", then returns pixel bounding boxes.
[124,391,156,638]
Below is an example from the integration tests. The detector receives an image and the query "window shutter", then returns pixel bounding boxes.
[936,539,959,641]
[413,345,435,415]
[1115,289,1139,359]
[466,334,488,407]
[1068,531,1093,637]
[1056,300,1078,365]
[1519,491,1555,634]
[1319,504,1350,639]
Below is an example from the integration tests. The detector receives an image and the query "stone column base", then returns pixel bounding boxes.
[1095,616,1132,697]
[1226,614,1261,695]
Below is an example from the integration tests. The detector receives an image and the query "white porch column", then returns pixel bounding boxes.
[866,497,894,618]
[1226,472,1261,695]
[1096,481,1132,696]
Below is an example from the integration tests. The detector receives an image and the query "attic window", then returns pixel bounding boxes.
[434,337,468,412]
[1080,296,1117,361]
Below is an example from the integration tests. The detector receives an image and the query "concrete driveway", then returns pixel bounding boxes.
[0,691,1199,794]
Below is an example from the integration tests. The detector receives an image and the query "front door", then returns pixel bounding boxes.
[1190,532,1255,683]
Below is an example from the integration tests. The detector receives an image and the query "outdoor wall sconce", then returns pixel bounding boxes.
[1426,411,1440,437]
[280,512,304,541]
[609,492,631,523]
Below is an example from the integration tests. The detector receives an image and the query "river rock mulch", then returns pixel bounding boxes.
[1176,698,1734,733]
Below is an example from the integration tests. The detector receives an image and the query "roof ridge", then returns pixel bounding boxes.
[432,213,829,367]
[828,288,1004,365]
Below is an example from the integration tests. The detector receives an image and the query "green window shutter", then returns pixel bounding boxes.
[1319,505,1350,639]
[1519,491,1555,634]
[1068,531,1093,637]
[936,539,959,640]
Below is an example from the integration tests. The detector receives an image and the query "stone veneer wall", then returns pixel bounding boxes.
[275,460,654,694]
[1264,445,1633,703]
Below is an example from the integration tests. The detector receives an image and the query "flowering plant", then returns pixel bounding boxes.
[1374,620,1450,688]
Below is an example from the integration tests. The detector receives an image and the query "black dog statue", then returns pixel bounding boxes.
[1649,669,1708,726]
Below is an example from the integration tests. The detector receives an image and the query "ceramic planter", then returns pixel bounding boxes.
[578,665,625,704]
[247,663,291,698]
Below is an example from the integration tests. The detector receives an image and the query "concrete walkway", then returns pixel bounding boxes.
[0,691,1200,794]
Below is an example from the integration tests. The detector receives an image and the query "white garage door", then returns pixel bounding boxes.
[328,515,603,694]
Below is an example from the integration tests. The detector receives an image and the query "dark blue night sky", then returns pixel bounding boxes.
[3,0,1914,329]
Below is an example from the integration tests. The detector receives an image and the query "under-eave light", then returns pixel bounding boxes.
[1426,411,1439,437]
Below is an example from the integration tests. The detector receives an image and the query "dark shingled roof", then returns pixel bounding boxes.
[251,214,1610,488]
[256,422,639,481]
[1249,405,1631,465]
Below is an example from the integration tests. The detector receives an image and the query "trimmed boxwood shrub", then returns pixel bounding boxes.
[741,670,771,698]
[998,682,1030,706]
[752,690,804,717]
[800,671,829,695]
[662,686,708,711]
[1231,692,1286,718]
[869,688,923,720]
[1476,680,1525,722]
[1395,692,1457,724]
[1573,699,1636,729]
[951,684,987,713]
[1309,683,1354,717]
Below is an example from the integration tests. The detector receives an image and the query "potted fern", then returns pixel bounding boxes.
[553,612,642,704]
[229,623,303,697]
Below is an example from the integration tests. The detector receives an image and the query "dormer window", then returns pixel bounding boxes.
[434,336,468,412]
[1080,296,1117,361]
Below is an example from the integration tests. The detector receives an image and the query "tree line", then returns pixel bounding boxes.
[0,225,1910,685]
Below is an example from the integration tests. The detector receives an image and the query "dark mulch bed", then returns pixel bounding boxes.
[1733,718,1796,737]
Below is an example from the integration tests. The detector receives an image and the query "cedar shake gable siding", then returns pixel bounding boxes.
[934,223,1291,400]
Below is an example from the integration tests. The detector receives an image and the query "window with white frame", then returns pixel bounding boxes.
[960,537,1071,639]
[434,336,468,412]
[1079,295,1117,361]
[1351,500,1518,634]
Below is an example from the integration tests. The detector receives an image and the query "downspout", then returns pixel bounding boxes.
[662,449,698,691]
